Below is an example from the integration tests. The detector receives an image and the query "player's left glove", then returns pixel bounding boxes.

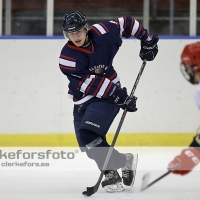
[111,87,137,112]
[167,147,200,175]
[140,35,159,61]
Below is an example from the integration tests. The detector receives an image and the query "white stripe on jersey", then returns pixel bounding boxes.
[112,75,120,84]
[59,58,76,67]
[117,17,124,36]
[93,24,107,35]
[80,75,95,93]
[131,19,139,36]
[96,78,110,98]
[68,93,94,104]
[67,94,73,99]
[73,95,94,105]
[68,75,121,105]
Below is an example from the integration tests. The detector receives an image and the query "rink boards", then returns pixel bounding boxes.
[0,133,196,146]
[0,36,199,147]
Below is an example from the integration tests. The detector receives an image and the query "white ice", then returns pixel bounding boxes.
[0,147,199,200]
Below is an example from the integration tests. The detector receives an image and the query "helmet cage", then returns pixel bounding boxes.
[63,24,89,40]
[180,63,197,84]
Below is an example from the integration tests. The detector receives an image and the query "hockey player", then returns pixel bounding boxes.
[59,10,159,192]
[168,42,200,175]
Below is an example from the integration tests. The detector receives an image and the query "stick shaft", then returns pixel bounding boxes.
[102,60,147,170]
[84,60,147,196]
[141,171,171,191]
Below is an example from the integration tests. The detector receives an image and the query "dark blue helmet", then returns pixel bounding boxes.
[62,10,88,33]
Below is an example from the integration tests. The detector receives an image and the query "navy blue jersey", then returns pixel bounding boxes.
[59,16,149,105]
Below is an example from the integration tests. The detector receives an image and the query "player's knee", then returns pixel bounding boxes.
[79,129,100,145]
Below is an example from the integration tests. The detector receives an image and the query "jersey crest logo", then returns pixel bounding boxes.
[89,64,108,75]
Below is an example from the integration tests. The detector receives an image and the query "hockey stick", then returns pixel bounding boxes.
[140,171,171,192]
[82,60,147,196]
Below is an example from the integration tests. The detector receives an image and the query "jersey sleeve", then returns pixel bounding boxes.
[59,53,121,100]
[114,16,149,40]
[91,16,149,42]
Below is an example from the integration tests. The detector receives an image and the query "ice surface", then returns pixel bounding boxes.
[0,147,199,200]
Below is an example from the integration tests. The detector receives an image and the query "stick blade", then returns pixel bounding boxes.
[82,187,96,196]
[82,170,104,196]
[140,172,150,191]
[82,182,100,196]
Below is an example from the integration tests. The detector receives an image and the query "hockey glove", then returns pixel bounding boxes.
[168,147,200,175]
[111,87,137,112]
[140,35,159,61]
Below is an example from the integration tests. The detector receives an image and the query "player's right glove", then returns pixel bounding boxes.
[111,87,137,112]
[167,147,200,175]
[140,35,159,61]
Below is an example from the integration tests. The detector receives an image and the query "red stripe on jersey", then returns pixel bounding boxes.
[135,24,142,37]
[67,41,94,54]
[122,17,126,37]
[129,18,135,38]
[60,55,76,61]
[59,65,76,71]
[114,19,120,34]
[143,32,149,41]
[77,75,91,91]
[102,82,113,98]
[85,76,97,94]
[91,26,101,36]
[77,78,86,90]
[108,72,117,81]
[114,18,120,28]
[99,23,109,32]
[94,77,105,96]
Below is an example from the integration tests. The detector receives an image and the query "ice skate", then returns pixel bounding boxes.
[101,170,125,192]
[121,153,138,187]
